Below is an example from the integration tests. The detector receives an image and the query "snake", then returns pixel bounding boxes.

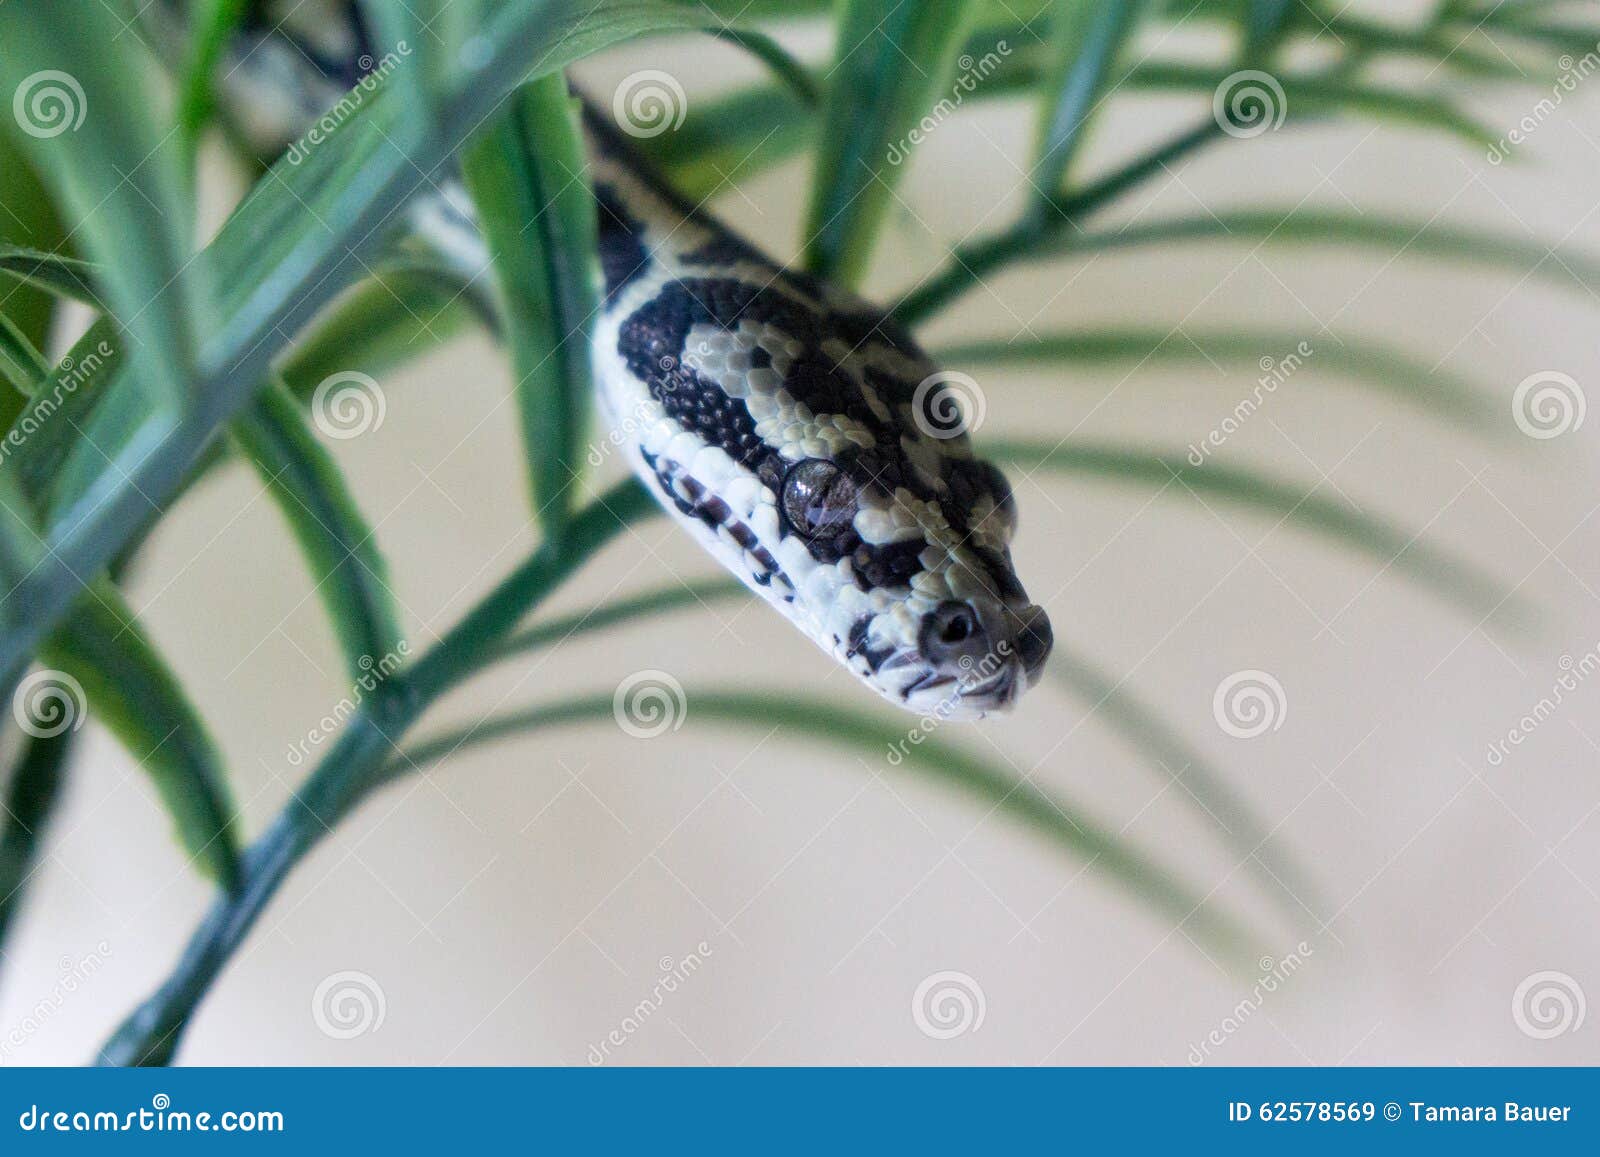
[176,0,1054,719]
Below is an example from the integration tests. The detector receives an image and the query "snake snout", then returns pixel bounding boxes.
[1010,604,1053,687]
[920,600,1052,695]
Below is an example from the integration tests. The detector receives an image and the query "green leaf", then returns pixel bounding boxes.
[894,117,1226,324]
[710,27,820,106]
[38,582,240,887]
[1032,0,1150,204]
[493,579,747,662]
[280,270,476,400]
[1131,62,1496,146]
[356,0,437,118]
[644,83,815,199]
[0,244,100,308]
[803,0,980,285]
[1054,209,1600,292]
[4,320,124,505]
[0,329,237,890]
[0,0,205,411]
[1310,13,1529,79]
[1445,7,1600,55]
[699,0,835,16]
[0,125,68,356]
[1243,0,1296,55]
[0,0,718,679]
[176,0,252,164]
[990,439,1520,623]
[462,77,599,534]
[654,10,1510,205]
[936,327,1500,430]
[388,691,1266,968]
[229,379,405,681]
[0,728,75,960]
[0,312,49,394]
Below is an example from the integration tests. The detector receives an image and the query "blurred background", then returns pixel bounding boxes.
[4,6,1600,1064]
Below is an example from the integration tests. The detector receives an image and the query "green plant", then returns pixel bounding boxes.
[0,0,1592,1064]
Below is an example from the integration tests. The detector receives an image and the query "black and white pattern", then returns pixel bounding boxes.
[195,0,1053,717]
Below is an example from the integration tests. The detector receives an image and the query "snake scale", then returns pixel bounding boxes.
[193,0,1053,719]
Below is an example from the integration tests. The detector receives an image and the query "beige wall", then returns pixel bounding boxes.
[4,17,1600,1065]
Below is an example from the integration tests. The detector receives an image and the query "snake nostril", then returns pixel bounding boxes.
[922,601,983,662]
[940,612,974,645]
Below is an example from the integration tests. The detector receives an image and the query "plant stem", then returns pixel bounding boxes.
[95,479,656,1066]
[893,117,1226,325]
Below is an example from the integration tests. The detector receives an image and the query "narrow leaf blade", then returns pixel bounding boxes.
[39,582,240,886]
[462,77,598,533]
[803,0,979,285]
[230,379,405,680]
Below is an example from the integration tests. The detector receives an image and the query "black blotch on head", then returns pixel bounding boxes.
[847,616,896,673]
[618,277,952,585]
[681,232,769,270]
[970,545,1028,603]
[853,539,926,590]
[594,183,652,301]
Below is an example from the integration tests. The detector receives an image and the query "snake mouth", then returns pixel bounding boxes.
[883,654,1024,719]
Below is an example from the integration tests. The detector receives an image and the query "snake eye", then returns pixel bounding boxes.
[781,459,857,539]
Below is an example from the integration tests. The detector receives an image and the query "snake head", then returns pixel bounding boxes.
[838,471,1053,720]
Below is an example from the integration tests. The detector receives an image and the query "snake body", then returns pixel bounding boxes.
[198,1,1053,718]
